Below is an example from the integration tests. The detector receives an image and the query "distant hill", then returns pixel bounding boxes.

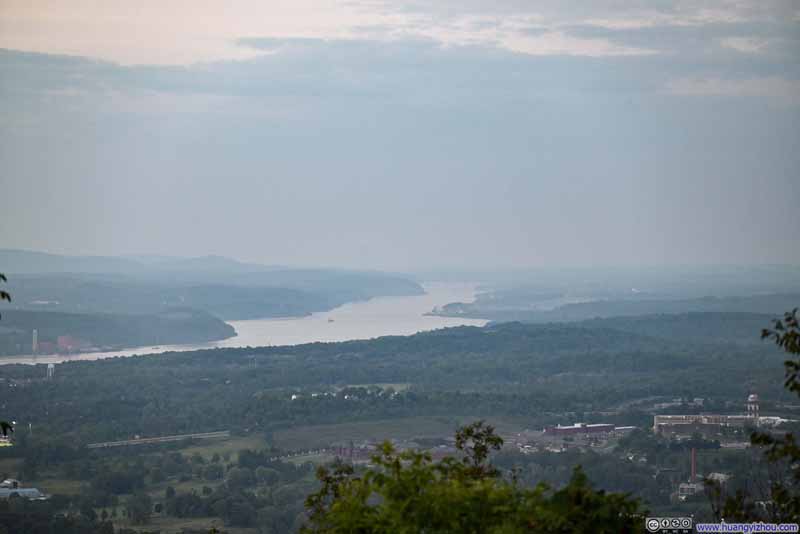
[0,249,286,276]
[131,254,278,274]
[579,312,776,345]
[0,249,144,274]
[1,276,344,319]
[434,293,800,324]
[0,249,424,320]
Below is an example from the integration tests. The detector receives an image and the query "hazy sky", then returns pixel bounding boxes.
[1,1,798,271]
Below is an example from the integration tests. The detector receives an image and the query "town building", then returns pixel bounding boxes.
[57,335,89,353]
[677,481,704,501]
[0,479,47,500]
[653,394,761,436]
[543,423,622,436]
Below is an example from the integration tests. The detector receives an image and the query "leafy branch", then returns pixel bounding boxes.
[0,273,11,436]
[712,308,800,522]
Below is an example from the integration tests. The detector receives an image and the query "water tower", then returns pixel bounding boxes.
[46,363,55,380]
[746,393,759,422]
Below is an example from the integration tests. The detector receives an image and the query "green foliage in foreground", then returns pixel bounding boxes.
[302,421,642,534]
[0,272,10,435]
[0,273,10,307]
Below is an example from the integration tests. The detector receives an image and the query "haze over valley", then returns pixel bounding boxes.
[1,1,799,533]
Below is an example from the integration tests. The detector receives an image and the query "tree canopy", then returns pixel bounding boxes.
[710,309,800,522]
[302,421,642,534]
[0,272,11,437]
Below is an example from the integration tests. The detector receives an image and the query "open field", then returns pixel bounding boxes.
[177,434,267,461]
[341,382,411,392]
[28,477,83,495]
[272,415,535,450]
[116,515,257,534]
[0,457,22,476]
[145,477,225,500]
[285,452,337,466]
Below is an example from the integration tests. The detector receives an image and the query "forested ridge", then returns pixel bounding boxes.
[0,312,795,533]
[436,291,800,324]
[0,315,789,444]
[0,250,424,321]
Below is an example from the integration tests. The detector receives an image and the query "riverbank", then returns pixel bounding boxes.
[0,283,486,365]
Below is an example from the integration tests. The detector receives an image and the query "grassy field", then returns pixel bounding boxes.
[27,477,84,495]
[116,515,257,534]
[146,476,224,500]
[341,382,411,391]
[0,457,22,477]
[0,456,84,495]
[285,451,337,466]
[272,415,534,450]
[177,434,267,461]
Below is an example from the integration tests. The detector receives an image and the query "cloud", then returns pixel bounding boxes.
[0,40,677,121]
[667,76,800,103]
[2,24,797,118]
[720,36,768,53]
[562,19,799,59]
[1,29,799,268]
[1,0,797,64]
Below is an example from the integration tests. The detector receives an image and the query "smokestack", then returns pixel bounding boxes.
[691,447,697,482]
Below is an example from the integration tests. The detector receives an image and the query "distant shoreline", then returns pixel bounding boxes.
[0,283,486,365]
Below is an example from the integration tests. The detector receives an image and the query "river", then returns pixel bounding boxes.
[0,283,486,366]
